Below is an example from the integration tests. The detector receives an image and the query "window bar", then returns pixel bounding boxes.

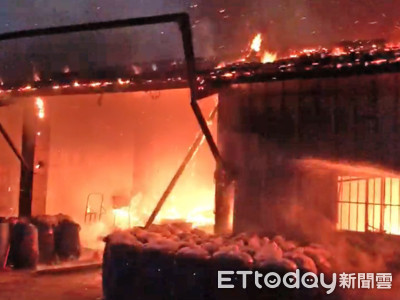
[348,181,352,230]
[380,177,385,233]
[390,178,393,234]
[398,179,400,233]
[338,179,344,230]
[356,180,360,231]
[372,178,376,231]
[365,179,369,232]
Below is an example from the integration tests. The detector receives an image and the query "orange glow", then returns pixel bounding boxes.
[261,51,277,63]
[42,91,218,245]
[337,176,400,235]
[19,84,32,92]
[302,48,318,54]
[35,97,45,119]
[332,47,346,56]
[222,72,234,78]
[118,78,130,85]
[111,191,215,232]
[216,62,226,69]
[250,33,262,53]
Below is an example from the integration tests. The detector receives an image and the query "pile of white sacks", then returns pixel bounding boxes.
[103,223,337,300]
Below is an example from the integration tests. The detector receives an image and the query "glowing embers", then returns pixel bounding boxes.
[337,176,400,235]
[35,97,45,119]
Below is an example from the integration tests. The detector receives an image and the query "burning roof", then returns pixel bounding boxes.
[2,34,400,103]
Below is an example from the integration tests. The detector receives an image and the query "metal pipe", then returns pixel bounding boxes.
[0,14,188,41]
[145,104,218,228]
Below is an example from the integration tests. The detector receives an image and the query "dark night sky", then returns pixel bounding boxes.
[0,0,400,81]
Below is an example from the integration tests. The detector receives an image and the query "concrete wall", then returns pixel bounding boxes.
[218,72,400,240]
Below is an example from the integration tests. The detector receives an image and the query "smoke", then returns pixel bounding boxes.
[1,0,400,81]
[193,17,216,58]
[224,129,400,299]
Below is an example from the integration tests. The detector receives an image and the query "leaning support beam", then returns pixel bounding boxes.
[177,16,224,166]
[145,104,218,228]
[0,122,29,170]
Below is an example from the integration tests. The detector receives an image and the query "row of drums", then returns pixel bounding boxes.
[0,215,81,269]
[103,242,342,300]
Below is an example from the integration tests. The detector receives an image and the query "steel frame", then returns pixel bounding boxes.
[0,13,223,217]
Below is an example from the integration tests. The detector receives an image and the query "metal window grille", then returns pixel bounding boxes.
[337,176,400,235]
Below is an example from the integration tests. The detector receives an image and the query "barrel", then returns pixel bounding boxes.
[54,220,81,260]
[210,251,253,300]
[9,222,38,269]
[103,240,143,300]
[173,247,211,300]
[32,219,56,264]
[251,258,298,300]
[139,246,177,300]
[0,221,9,268]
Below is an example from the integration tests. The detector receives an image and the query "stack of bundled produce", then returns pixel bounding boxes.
[103,223,336,300]
[0,214,81,269]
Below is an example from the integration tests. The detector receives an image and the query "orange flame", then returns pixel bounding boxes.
[261,51,277,63]
[250,33,262,53]
[332,47,346,56]
[35,97,45,119]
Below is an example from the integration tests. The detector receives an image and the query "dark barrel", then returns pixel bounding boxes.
[54,219,81,260]
[210,250,254,300]
[139,241,179,300]
[173,247,211,300]
[9,222,39,269]
[251,258,298,300]
[103,236,143,300]
[31,216,56,264]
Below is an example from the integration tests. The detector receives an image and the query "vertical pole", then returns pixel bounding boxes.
[18,100,37,218]
[214,165,235,235]
[32,104,50,216]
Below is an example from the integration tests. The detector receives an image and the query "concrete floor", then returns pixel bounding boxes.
[0,270,102,300]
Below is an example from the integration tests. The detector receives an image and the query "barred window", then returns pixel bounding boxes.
[337,176,400,235]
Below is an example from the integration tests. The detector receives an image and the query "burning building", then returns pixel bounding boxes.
[2,22,400,246]
[0,12,400,279]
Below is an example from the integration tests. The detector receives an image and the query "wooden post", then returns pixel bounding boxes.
[18,100,38,218]
[214,164,235,235]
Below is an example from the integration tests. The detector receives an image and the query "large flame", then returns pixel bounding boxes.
[111,190,215,232]
[250,33,262,53]
[261,51,277,63]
